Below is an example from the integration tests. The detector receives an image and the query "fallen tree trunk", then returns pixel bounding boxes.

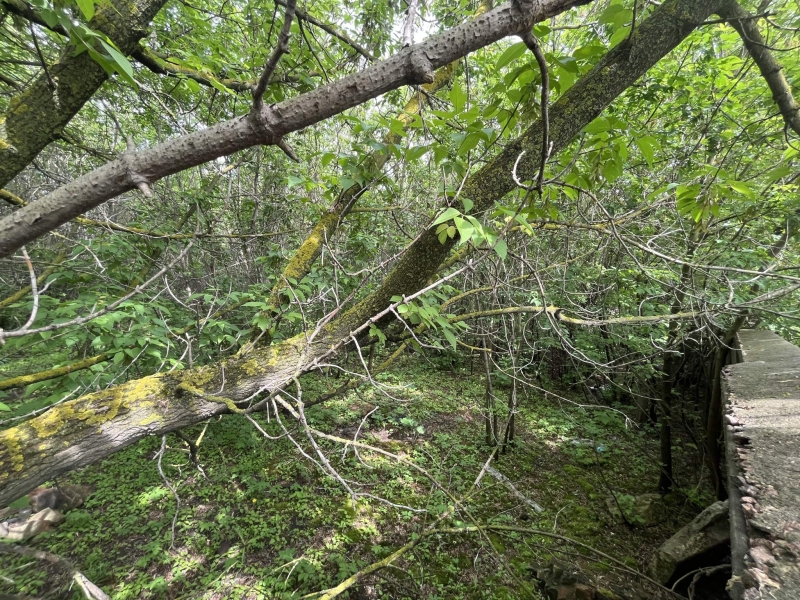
[0,0,725,507]
[0,332,325,505]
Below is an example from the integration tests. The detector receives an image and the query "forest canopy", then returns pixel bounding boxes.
[0,0,799,596]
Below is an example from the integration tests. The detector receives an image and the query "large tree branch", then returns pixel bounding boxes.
[0,0,592,258]
[716,0,800,137]
[0,0,168,189]
[0,0,722,507]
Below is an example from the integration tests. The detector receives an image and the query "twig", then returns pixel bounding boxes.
[155,435,181,549]
[402,0,420,47]
[520,30,550,195]
[253,0,297,108]
[28,22,54,89]
[485,465,543,513]
[18,248,39,331]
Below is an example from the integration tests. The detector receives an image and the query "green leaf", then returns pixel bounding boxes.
[287,175,304,188]
[449,80,466,113]
[0,402,10,412]
[99,40,137,87]
[462,197,473,213]
[634,135,659,167]
[76,0,94,21]
[443,328,457,350]
[599,5,631,28]
[496,42,527,70]
[609,26,631,48]
[453,216,474,243]
[584,117,610,134]
[458,132,482,156]
[494,239,508,260]
[368,325,386,344]
[208,78,231,94]
[763,165,791,184]
[431,207,461,227]
[254,315,271,331]
[676,195,697,215]
[87,47,115,75]
[728,181,755,199]
[405,145,428,161]
[573,45,606,60]
[184,78,200,93]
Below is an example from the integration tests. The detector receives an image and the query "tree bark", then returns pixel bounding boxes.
[0,0,168,189]
[0,0,726,507]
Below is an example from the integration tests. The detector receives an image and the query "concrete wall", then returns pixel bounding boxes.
[723,330,800,600]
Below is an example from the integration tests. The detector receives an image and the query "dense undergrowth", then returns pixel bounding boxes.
[1,356,711,599]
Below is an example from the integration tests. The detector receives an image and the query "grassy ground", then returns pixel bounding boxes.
[0,356,712,599]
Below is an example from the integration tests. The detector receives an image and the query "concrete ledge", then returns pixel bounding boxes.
[723,329,800,600]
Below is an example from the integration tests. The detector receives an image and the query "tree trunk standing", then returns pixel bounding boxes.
[503,381,516,452]
[0,0,169,188]
[502,315,521,453]
[0,0,729,507]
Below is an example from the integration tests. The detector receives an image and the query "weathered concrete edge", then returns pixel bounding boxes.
[723,342,748,599]
[723,330,800,600]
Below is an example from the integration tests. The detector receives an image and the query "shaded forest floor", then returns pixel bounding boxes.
[1,355,715,599]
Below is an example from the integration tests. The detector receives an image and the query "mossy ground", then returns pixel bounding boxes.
[0,355,711,599]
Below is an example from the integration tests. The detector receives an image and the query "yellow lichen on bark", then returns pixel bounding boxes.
[0,431,25,472]
[30,404,78,438]
[239,359,264,377]
[25,375,166,441]
[136,413,165,427]
[283,213,339,281]
[178,366,216,390]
